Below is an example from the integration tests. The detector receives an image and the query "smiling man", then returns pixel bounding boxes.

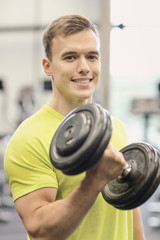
[42,21,100,115]
[4,15,145,240]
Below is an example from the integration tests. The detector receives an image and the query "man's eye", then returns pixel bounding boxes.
[88,55,99,61]
[64,56,76,61]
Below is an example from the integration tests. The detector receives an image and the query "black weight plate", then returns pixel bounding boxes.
[102,142,160,210]
[55,113,90,156]
[123,143,160,210]
[50,104,111,174]
[66,105,113,175]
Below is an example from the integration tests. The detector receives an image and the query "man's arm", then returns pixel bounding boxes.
[15,143,125,240]
[133,208,145,240]
[15,180,100,240]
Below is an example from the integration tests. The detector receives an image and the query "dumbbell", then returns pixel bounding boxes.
[49,103,160,210]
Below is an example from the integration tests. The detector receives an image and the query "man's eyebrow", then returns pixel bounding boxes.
[88,51,100,56]
[61,50,100,58]
[61,51,77,58]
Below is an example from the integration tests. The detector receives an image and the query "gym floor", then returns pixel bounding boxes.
[1,191,160,240]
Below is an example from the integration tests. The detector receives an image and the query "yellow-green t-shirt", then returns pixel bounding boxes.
[4,105,133,240]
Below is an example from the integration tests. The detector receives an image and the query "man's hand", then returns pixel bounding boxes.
[86,143,126,191]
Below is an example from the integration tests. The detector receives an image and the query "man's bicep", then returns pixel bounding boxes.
[15,187,57,231]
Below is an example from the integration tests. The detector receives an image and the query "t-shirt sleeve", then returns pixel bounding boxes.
[4,130,58,202]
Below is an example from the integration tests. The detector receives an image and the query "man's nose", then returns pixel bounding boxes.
[77,57,90,74]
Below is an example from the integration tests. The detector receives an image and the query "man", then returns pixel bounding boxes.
[4,15,145,240]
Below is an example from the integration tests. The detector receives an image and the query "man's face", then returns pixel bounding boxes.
[45,29,101,104]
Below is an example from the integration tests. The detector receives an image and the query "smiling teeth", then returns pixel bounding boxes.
[74,79,91,83]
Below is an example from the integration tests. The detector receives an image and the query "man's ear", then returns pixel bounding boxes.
[42,58,52,76]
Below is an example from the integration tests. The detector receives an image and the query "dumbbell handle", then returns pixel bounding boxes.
[118,162,132,180]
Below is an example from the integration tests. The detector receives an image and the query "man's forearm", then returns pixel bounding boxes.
[133,208,145,240]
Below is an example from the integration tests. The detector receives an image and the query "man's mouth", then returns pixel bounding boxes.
[71,78,93,83]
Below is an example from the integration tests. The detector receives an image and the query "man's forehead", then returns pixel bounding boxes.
[52,30,100,54]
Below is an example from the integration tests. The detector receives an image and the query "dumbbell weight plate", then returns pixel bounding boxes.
[50,104,113,175]
[68,107,113,175]
[102,143,160,210]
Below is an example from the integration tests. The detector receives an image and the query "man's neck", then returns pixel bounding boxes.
[48,96,93,116]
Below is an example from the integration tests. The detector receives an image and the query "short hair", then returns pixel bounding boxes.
[42,15,99,61]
